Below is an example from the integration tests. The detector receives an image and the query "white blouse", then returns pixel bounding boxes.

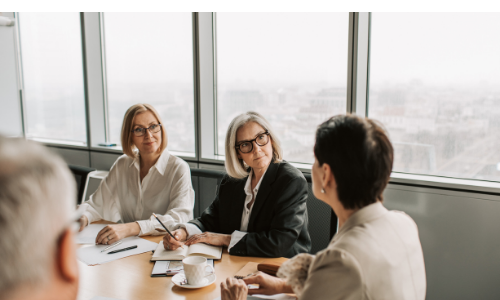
[183,168,267,251]
[81,150,195,236]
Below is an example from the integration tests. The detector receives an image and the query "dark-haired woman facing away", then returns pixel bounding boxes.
[221,114,426,300]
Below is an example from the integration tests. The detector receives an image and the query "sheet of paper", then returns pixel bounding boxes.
[78,236,157,266]
[152,241,189,260]
[151,261,170,275]
[167,261,185,273]
[235,262,259,278]
[90,297,124,300]
[188,242,222,258]
[75,224,107,244]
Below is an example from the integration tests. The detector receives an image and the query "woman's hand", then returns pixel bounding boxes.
[161,228,187,251]
[243,272,292,295]
[221,277,248,300]
[95,222,141,245]
[185,232,231,247]
[78,215,88,232]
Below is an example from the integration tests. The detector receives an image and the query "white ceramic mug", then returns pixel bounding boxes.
[182,256,215,285]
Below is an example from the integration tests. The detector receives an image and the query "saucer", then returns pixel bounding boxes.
[172,273,216,289]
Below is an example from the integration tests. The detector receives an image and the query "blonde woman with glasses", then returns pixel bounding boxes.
[163,111,311,258]
[78,104,194,245]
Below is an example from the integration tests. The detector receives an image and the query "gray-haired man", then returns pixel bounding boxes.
[0,136,79,300]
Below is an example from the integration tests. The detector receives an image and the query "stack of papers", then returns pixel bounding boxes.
[76,224,157,265]
[76,224,108,244]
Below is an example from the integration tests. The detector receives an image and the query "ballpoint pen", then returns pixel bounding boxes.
[100,241,122,253]
[107,245,138,254]
[152,213,184,249]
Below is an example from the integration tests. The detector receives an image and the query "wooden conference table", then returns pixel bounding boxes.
[77,233,288,300]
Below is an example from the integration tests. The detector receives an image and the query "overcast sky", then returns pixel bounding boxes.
[18,12,500,92]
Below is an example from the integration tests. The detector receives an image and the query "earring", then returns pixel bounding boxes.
[321,188,325,194]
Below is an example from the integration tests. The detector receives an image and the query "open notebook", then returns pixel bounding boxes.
[151,241,222,261]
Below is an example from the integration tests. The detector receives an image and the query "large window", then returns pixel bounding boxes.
[18,13,87,144]
[102,13,195,154]
[369,13,500,181]
[215,13,349,164]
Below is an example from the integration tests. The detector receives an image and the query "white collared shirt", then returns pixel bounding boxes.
[183,168,267,251]
[81,150,194,236]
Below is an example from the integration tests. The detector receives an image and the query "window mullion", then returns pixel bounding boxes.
[347,12,370,117]
[196,12,218,162]
[82,12,107,149]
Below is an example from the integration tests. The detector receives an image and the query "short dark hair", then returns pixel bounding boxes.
[314,114,394,209]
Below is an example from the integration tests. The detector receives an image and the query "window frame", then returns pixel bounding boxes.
[7,11,500,193]
[14,12,89,146]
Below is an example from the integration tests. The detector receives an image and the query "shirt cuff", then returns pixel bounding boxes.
[228,230,247,252]
[136,220,152,236]
[81,204,99,225]
[177,223,203,237]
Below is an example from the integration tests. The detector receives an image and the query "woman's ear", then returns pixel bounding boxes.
[322,163,336,191]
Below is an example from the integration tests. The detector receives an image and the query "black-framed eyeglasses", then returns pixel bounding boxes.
[131,124,162,137]
[235,131,270,153]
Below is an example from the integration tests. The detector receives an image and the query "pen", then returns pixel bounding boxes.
[100,241,122,253]
[107,245,138,254]
[152,213,184,249]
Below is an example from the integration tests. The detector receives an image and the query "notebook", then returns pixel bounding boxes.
[151,241,222,261]
[234,262,259,279]
[151,259,214,277]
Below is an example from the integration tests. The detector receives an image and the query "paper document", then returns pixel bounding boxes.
[78,236,157,266]
[151,241,222,260]
[75,224,107,244]
[235,262,259,278]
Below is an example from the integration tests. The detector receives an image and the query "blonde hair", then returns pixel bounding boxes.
[121,104,168,158]
[225,111,283,179]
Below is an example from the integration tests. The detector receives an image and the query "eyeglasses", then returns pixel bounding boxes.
[131,124,162,137]
[235,132,270,153]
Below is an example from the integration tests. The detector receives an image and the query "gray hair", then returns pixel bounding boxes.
[224,111,283,179]
[0,136,75,295]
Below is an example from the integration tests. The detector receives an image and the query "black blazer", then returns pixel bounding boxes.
[189,160,311,258]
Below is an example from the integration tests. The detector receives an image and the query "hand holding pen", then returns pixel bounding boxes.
[152,213,185,250]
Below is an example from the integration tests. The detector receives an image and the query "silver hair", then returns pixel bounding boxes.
[224,111,283,179]
[0,136,75,295]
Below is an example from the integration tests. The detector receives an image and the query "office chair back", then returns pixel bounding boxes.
[68,164,96,205]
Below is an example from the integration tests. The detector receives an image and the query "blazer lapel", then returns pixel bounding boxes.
[247,161,281,231]
[230,178,247,232]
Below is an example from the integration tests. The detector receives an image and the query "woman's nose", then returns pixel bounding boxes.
[253,141,262,153]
